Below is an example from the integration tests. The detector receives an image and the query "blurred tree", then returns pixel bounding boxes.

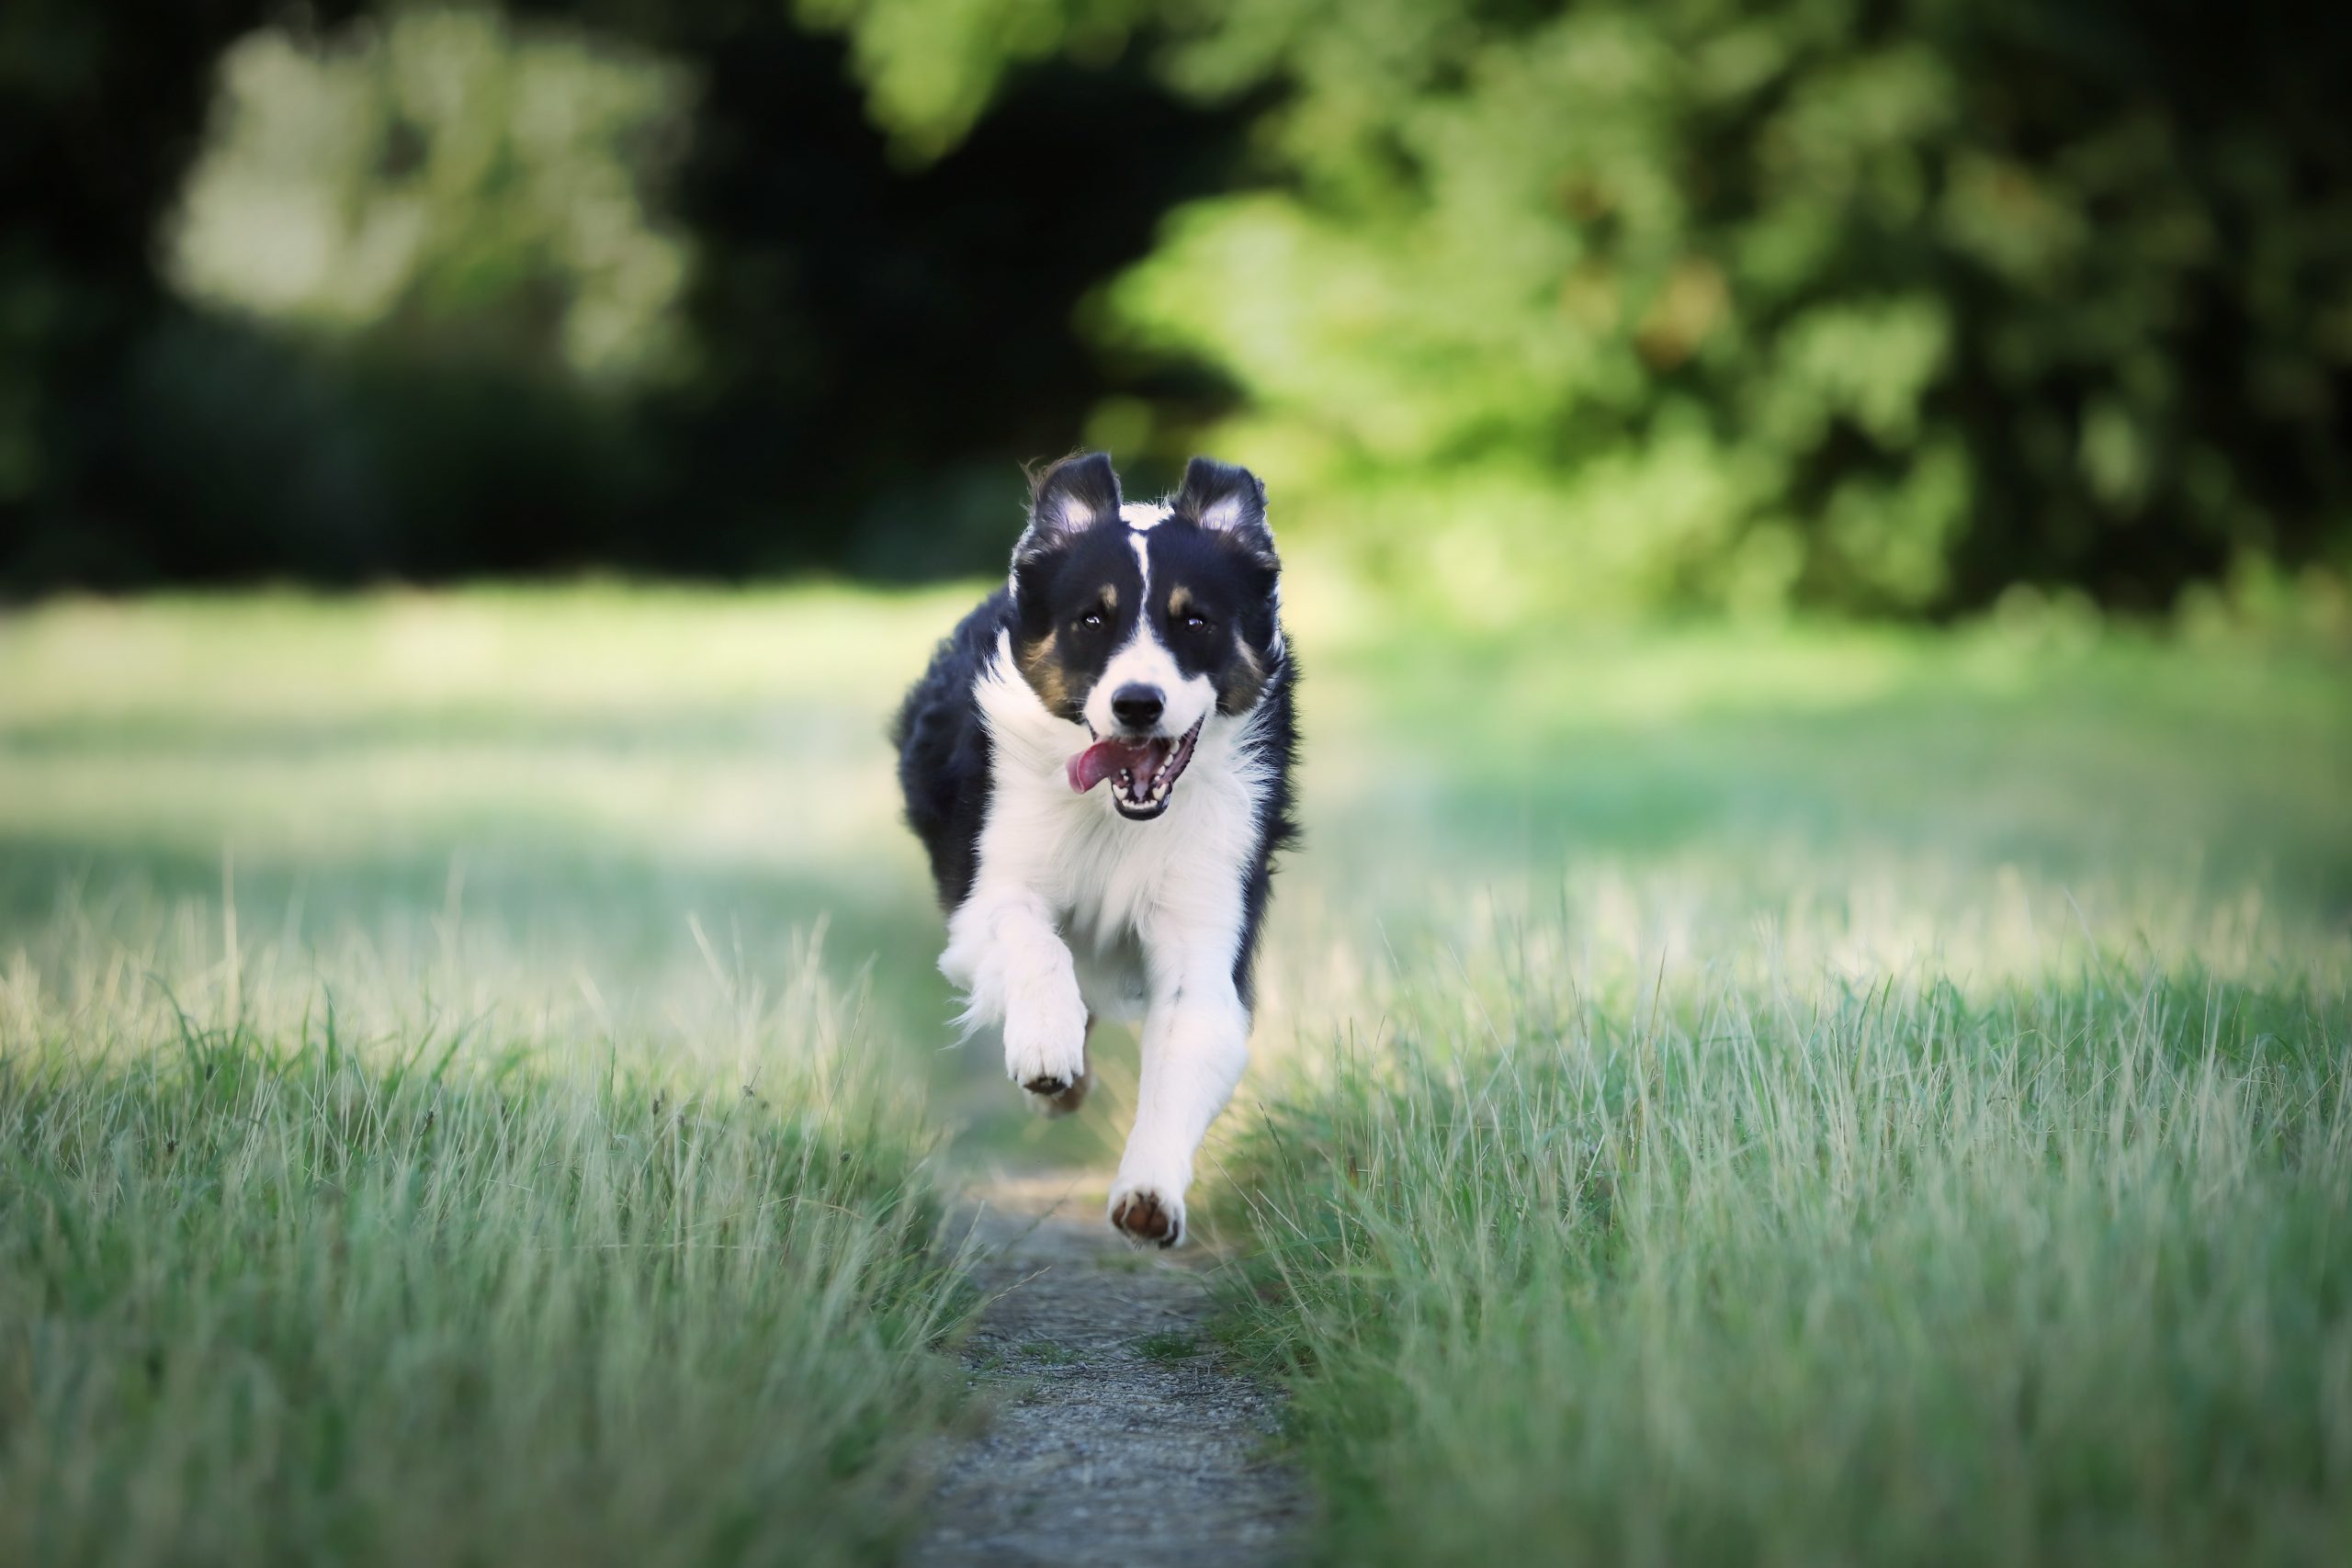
[634,0,1244,574]
[813,0,2352,615]
[0,0,353,581]
[134,8,695,580]
[172,14,695,387]
[1,0,1241,589]
[6,0,2346,613]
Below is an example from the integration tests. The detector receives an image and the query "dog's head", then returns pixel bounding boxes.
[1007,452,1283,820]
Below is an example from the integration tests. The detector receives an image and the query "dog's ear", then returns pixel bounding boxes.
[1014,452,1122,564]
[1172,457,1276,569]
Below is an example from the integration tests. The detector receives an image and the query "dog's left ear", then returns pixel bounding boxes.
[1173,457,1277,569]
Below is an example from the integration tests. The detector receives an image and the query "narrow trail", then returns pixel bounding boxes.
[912,1173,1306,1568]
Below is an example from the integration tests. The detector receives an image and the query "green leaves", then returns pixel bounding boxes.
[819,0,2352,616]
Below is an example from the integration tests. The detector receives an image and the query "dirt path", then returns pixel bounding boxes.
[912,1173,1306,1567]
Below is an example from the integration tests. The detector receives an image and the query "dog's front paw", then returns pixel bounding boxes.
[1026,1067,1092,1118]
[1003,986,1089,1106]
[1108,1182,1186,1248]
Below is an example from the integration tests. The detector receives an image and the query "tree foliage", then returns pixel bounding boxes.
[5,0,2347,613]
[1,0,1238,589]
[822,0,2352,615]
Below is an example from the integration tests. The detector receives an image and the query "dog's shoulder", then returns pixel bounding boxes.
[894,589,1014,909]
[891,590,1010,747]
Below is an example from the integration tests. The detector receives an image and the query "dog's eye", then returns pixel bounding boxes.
[1182,613,1213,632]
[1076,611,1105,630]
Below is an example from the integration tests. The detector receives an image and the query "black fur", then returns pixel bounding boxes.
[891,453,1298,1004]
[1014,450,1124,563]
[889,589,1008,910]
[1010,456,1286,730]
[1228,656,1298,1007]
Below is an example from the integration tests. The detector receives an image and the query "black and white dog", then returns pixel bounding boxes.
[893,453,1297,1247]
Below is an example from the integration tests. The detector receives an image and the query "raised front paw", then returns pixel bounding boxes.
[1108,1181,1186,1249]
[1004,988,1089,1107]
[1024,1066,1092,1117]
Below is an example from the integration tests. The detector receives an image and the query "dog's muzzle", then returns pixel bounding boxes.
[1065,719,1204,820]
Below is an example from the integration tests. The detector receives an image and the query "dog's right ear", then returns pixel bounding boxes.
[1014,452,1122,565]
[1172,456,1277,572]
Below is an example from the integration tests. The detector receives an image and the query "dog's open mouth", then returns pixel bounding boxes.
[1066,719,1204,820]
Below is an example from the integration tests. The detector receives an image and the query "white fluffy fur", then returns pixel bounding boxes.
[1198,493,1245,532]
[938,626,1278,1246]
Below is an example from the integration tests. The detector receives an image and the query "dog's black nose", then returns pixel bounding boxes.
[1111,683,1164,730]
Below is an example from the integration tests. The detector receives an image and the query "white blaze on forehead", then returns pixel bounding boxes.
[1086,522,1216,739]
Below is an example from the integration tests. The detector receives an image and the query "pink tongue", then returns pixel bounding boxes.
[1067,738,1159,794]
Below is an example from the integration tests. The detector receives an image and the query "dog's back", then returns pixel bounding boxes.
[892,590,1011,910]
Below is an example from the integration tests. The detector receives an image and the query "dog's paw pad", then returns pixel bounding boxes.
[1109,1187,1182,1248]
[1022,1071,1091,1117]
[1003,1000,1089,1102]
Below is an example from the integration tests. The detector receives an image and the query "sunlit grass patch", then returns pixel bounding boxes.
[1218,892,2352,1566]
[0,901,968,1568]
[4,583,2348,1562]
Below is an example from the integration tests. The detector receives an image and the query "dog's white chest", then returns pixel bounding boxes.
[969,641,1270,959]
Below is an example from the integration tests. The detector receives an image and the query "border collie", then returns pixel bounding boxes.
[892,453,1297,1247]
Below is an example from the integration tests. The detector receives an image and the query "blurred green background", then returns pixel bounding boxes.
[5,588,2348,1162]
[6,14,2349,1553]
[5,0,2349,620]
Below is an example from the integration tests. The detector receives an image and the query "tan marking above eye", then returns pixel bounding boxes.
[1168,586,1193,618]
[1100,584,1117,610]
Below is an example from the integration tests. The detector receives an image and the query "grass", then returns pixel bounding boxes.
[0,900,966,1568]
[0,590,994,1564]
[1210,615,2352,1563]
[1219,902,2349,1565]
[1133,1329,1203,1365]
[3,583,2349,1563]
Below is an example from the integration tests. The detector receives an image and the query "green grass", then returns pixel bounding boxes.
[0,590,999,1563]
[3,584,2349,1564]
[1133,1329,1203,1365]
[1209,615,2352,1564]
[0,904,967,1568]
[1220,913,2349,1565]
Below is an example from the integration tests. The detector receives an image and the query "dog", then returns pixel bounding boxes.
[892,452,1297,1247]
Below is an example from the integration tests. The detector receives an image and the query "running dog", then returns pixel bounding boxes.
[892,453,1297,1247]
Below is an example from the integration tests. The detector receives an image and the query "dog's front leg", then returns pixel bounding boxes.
[1107,951,1250,1248]
[939,892,1089,1106]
